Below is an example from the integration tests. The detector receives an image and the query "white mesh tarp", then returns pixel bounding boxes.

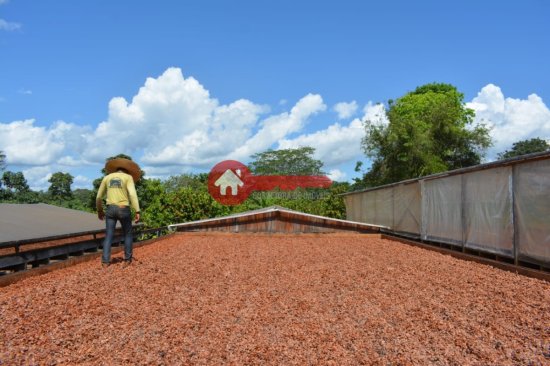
[374,188,393,228]
[344,192,376,225]
[344,195,360,222]
[515,159,550,264]
[344,155,550,265]
[393,183,421,235]
[343,189,391,228]
[363,192,376,224]
[422,175,463,245]
[463,167,513,256]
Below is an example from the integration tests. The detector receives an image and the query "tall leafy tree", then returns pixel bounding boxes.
[163,173,208,193]
[2,171,30,193]
[1,171,31,202]
[142,186,229,228]
[48,172,74,201]
[497,137,550,160]
[249,147,324,175]
[69,188,93,211]
[361,83,491,186]
[241,147,349,218]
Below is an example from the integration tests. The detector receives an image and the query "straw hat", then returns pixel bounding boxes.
[105,158,141,183]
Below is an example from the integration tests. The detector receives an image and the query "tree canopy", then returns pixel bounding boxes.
[48,172,74,201]
[2,171,30,193]
[360,83,491,186]
[0,171,33,202]
[249,147,324,176]
[497,137,550,160]
[163,173,208,193]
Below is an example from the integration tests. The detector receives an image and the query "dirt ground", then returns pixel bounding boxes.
[1,233,548,365]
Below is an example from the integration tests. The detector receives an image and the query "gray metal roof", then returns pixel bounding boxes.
[0,203,105,244]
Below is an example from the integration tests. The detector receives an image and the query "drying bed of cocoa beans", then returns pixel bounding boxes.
[1,233,549,365]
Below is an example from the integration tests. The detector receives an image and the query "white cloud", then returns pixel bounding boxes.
[467,84,550,159]
[57,156,87,167]
[83,68,271,167]
[0,119,85,165]
[141,165,194,180]
[84,68,213,160]
[79,68,326,175]
[278,102,383,169]
[22,166,54,191]
[327,169,346,182]
[0,19,21,31]
[73,175,93,189]
[230,93,326,161]
[362,102,388,126]
[333,101,358,120]
[278,119,363,167]
[1,68,331,187]
[18,88,32,95]
[0,119,90,166]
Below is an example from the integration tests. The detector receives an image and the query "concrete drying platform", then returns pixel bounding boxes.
[1,233,548,364]
[0,203,105,243]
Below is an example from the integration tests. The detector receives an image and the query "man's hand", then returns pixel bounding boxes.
[135,212,140,223]
[98,211,105,221]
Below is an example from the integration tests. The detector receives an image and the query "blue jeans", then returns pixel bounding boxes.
[102,205,133,263]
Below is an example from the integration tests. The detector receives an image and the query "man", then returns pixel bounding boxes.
[96,158,141,267]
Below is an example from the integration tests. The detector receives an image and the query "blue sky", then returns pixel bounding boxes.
[1,0,549,190]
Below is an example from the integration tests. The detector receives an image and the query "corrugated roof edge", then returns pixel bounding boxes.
[340,150,550,197]
[167,205,389,231]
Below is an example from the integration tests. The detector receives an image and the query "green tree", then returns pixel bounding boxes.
[62,188,93,211]
[72,188,92,206]
[361,83,491,186]
[138,178,165,210]
[1,171,31,202]
[497,137,550,160]
[249,147,324,175]
[2,171,30,193]
[317,182,350,219]
[48,172,74,201]
[240,147,351,218]
[14,190,42,204]
[164,173,208,193]
[142,186,229,228]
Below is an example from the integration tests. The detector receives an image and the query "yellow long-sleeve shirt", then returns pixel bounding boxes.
[96,171,140,212]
